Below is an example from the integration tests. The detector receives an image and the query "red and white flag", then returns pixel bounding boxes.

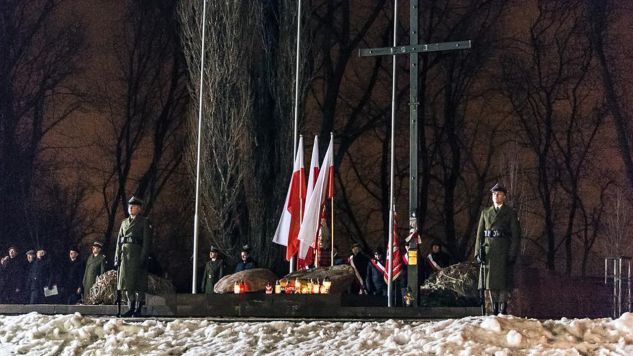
[273,137,306,261]
[389,211,403,282]
[297,136,319,269]
[298,136,333,259]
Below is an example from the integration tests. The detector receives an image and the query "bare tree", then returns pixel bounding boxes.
[0,0,86,248]
[500,0,596,272]
[92,0,188,253]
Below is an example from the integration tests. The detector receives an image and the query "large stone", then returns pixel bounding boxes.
[214,268,279,294]
[283,265,355,294]
[419,262,480,306]
[84,270,176,305]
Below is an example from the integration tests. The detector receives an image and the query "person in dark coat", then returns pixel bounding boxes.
[200,246,226,294]
[423,240,450,279]
[234,245,257,273]
[62,246,85,304]
[115,196,152,317]
[23,250,36,303]
[365,248,387,297]
[28,248,53,304]
[348,243,370,294]
[474,183,521,315]
[82,241,107,300]
[2,246,25,304]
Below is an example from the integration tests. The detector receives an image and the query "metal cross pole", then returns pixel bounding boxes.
[359,0,471,307]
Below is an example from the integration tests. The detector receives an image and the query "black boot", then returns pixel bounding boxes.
[499,302,507,315]
[121,299,135,317]
[492,302,499,315]
[132,300,144,317]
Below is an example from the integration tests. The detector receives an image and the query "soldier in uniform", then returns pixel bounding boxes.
[82,241,107,301]
[474,183,521,315]
[115,196,152,317]
[200,245,226,294]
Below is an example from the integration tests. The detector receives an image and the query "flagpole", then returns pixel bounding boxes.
[192,0,208,294]
[387,0,398,308]
[330,132,335,267]
[289,0,302,274]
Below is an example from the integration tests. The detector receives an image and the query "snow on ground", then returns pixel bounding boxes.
[0,312,631,355]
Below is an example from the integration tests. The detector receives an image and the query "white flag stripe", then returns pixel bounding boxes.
[298,136,333,258]
[272,137,304,247]
[299,136,319,255]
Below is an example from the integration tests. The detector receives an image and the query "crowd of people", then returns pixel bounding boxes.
[0,242,107,305]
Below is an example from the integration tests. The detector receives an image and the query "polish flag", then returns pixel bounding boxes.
[297,136,319,269]
[298,136,333,259]
[273,137,306,261]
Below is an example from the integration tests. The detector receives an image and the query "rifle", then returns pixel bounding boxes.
[478,243,487,316]
[115,235,123,317]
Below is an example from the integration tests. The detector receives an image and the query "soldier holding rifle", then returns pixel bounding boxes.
[475,183,521,315]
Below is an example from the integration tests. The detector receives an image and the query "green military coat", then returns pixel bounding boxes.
[200,258,226,294]
[475,205,521,290]
[82,253,106,294]
[115,215,152,292]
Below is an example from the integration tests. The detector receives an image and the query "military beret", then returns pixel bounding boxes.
[92,241,103,248]
[241,244,251,253]
[128,196,144,206]
[7,246,17,252]
[69,246,80,253]
[351,243,362,249]
[490,183,507,194]
[25,250,35,256]
[373,247,384,255]
[430,240,442,247]
[210,245,219,253]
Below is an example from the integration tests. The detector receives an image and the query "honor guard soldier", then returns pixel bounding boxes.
[115,196,152,317]
[200,245,226,293]
[82,241,107,299]
[474,183,521,314]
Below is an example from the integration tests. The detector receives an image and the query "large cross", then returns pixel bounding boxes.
[359,0,471,306]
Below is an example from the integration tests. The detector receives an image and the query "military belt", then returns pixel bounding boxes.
[121,238,142,245]
[484,229,504,238]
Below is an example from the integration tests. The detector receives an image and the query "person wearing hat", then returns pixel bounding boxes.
[365,248,388,296]
[423,240,450,278]
[474,183,521,315]
[234,245,257,273]
[348,243,369,294]
[62,246,85,304]
[115,196,152,317]
[82,241,107,301]
[200,245,226,294]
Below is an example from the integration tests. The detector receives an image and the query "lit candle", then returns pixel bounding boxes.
[312,279,320,294]
[322,278,331,294]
